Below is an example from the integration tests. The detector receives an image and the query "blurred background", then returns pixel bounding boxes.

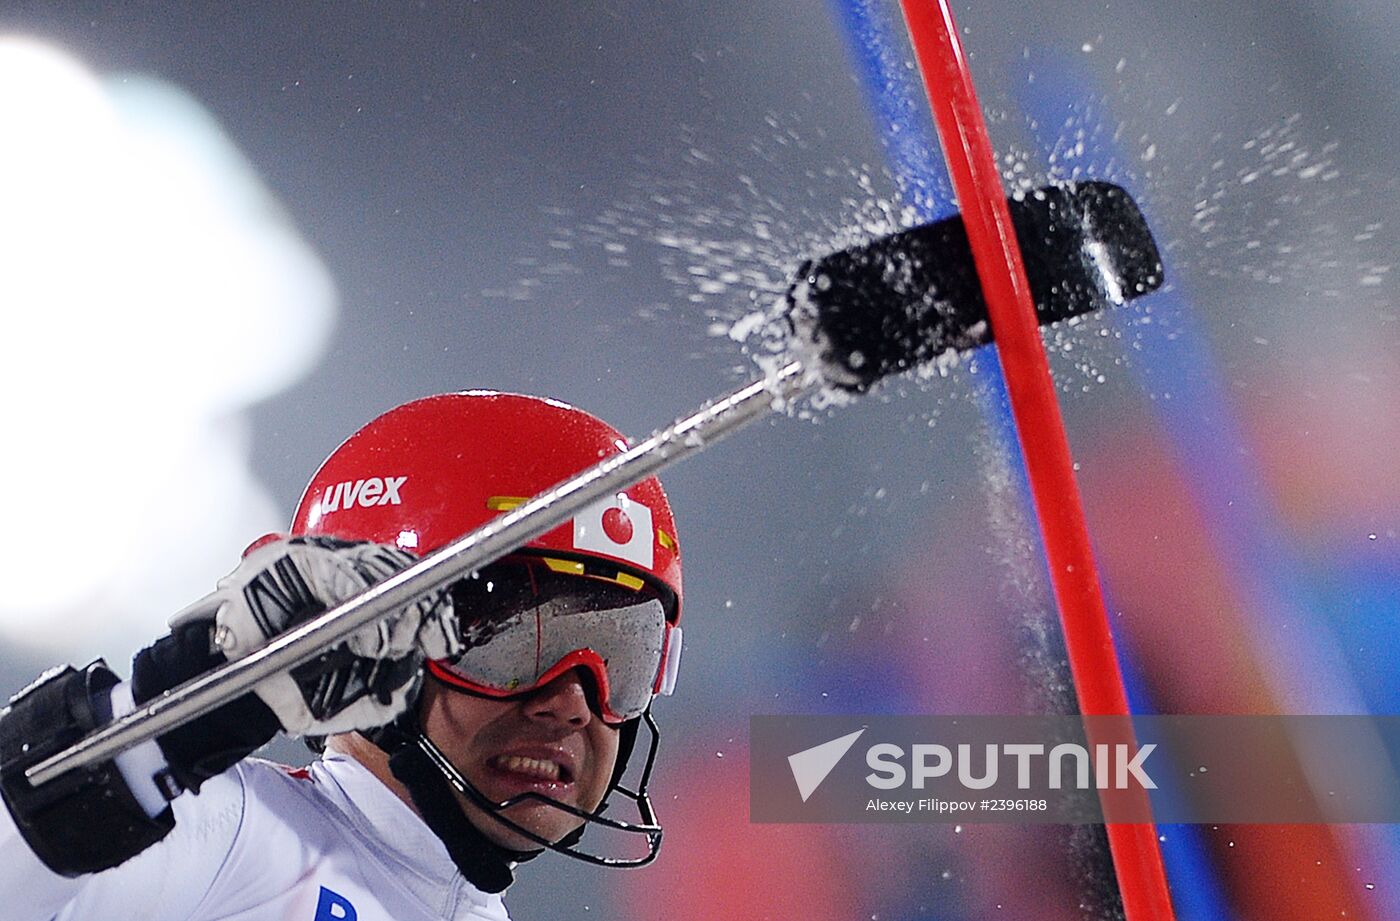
[0,1,1395,918]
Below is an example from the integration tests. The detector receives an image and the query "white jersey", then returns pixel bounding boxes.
[1,752,511,921]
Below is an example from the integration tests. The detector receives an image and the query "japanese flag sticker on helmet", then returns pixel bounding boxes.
[574,495,654,570]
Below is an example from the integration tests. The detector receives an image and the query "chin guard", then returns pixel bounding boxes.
[411,708,664,868]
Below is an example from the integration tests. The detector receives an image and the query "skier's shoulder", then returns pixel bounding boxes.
[218,756,345,841]
[160,758,336,882]
[234,755,327,798]
[164,758,347,915]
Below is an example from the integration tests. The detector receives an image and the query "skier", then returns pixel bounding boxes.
[0,391,684,920]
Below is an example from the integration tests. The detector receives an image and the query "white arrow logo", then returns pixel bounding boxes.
[788,729,866,802]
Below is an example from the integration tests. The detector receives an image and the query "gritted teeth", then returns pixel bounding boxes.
[492,754,567,782]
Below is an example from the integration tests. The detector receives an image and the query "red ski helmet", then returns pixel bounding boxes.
[288,392,679,870]
[289,391,682,623]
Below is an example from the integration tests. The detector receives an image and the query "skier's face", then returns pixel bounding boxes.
[418,668,621,849]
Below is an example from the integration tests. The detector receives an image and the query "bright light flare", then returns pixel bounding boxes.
[0,37,335,660]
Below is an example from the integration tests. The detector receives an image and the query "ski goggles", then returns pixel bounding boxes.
[427,556,682,725]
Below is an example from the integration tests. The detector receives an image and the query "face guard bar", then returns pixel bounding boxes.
[411,707,665,867]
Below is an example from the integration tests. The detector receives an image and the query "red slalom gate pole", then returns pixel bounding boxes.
[894,2,1175,918]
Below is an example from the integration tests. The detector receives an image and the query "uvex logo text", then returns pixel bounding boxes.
[319,476,407,512]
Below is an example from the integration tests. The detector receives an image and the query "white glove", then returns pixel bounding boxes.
[171,536,460,736]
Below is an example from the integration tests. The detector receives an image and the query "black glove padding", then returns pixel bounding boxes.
[1,661,178,876]
[130,620,281,792]
[132,537,458,792]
